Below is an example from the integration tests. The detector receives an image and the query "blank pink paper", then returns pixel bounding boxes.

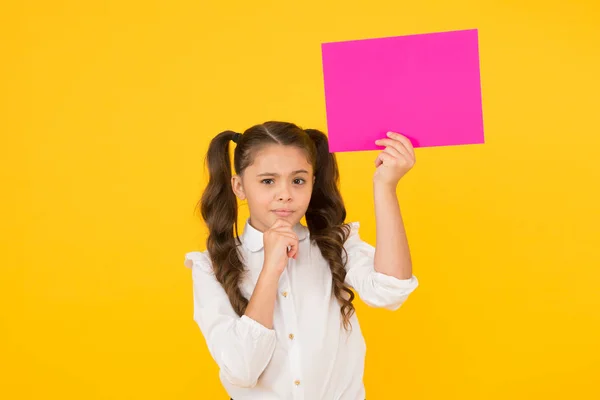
[321,29,484,152]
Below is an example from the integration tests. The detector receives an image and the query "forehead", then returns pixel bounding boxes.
[248,144,313,174]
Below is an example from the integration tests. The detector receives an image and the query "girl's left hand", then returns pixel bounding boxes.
[373,132,416,186]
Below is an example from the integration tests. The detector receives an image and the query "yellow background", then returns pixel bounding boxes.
[2,1,599,399]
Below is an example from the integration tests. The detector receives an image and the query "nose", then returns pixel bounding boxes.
[276,184,292,202]
[277,192,292,202]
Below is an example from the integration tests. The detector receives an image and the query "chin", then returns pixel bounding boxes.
[270,211,300,223]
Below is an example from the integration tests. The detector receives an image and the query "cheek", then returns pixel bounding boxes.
[248,189,272,205]
[299,185,313,201]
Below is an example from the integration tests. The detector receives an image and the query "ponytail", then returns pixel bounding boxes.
[199,130,248,316]
[304,128,356,330]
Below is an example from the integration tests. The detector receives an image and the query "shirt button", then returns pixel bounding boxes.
[288,333,294,340]
[282,291,288,297]
[294,380,301,386]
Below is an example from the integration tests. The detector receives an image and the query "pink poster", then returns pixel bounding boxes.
[321,29,484,152]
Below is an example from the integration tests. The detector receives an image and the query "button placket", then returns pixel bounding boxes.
[279,257,304,399]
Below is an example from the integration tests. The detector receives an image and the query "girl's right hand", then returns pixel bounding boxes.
[262,218,299,276]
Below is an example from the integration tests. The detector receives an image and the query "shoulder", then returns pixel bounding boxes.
[343,221,362,241]
[347,221,360,232]
[342,221,374,254]
[307,222,361,243]
[184,250,213,273]
[307,222,363,248]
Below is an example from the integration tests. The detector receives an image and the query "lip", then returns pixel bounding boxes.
[272,210,294,216]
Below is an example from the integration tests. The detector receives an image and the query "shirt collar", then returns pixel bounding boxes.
[240,218,309,252]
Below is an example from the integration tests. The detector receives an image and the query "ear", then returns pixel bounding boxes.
[231,174,246,200]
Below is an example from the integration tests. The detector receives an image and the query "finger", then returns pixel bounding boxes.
[265,226,297,245]
[273,225,298,237]
[387,132,415,154]
[288,244,298,259]
[389,131,414,151]
[277,239,296,259]
[386,132,415,158]
[273,230,299,243]
[381,144,408,161]
[269,224,298,240]
[270,221,298,258]
[377,151,399,166]
[284,240,298,259]
[386,148,415,170]
[375,138,413,162]
[270,218,292,229]
[274,230,299,248]
[277,232,299,258]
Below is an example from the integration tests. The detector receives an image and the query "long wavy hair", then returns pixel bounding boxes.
[197,121,355,329]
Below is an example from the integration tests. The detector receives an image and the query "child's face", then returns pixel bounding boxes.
[231,144,315,232]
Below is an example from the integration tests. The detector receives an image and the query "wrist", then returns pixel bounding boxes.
[373,179,398,193]
[258,265,282,283]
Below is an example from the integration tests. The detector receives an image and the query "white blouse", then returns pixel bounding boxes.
[185,218,419,400]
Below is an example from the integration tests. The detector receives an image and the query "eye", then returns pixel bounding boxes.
[293,178,306,185]
[261,179,274,185]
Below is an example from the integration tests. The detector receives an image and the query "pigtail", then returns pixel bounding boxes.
[304,129,346,230]
[304,129,356,330]
[199,130,248,317]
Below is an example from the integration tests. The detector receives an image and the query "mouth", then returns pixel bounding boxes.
[272,210,294,217]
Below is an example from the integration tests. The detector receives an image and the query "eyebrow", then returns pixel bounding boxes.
[256,170,309,177]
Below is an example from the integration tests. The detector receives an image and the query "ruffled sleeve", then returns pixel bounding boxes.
[185,251,277,388]
[342,223,419,311]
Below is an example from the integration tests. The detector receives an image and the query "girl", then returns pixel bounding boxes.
[185,121,419,400]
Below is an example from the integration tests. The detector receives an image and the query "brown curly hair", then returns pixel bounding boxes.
[197,121,355,330]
